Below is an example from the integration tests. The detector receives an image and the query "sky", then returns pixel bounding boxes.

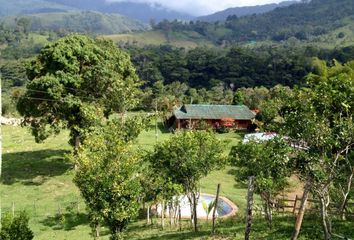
[107,0,290,16]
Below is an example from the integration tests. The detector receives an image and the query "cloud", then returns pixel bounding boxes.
[106,0,289,16]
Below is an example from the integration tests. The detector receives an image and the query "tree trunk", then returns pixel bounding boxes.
[169,201,174,227]
[267,194,273,230]
[74,135,81,171]
[192,192,198,232]
[95,224,100,239]
[161,201,165,230]
[245,176,254,240]
[178,204,182,231]
[262,194,272,229]
[147,205,151,225]
[339,171,353,220]
[291,177,312,240]
[319,195,331,240]
[212,183,221,234]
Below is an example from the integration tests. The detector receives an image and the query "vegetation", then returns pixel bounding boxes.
[230,137,292,229]
[259,59,354,239]
[1,1,354,239]
[1,11,148,35]
[72,119,145,239]
[16,34,142,147]
[148,130,225,232]
[0,212,34,240]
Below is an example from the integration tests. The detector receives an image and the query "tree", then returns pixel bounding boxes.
[264,59,354,239]
[148,130,225,232]
[230,137,292,229]
[17,34,142,148]
[71,118,146,239]
[0,212,33,240]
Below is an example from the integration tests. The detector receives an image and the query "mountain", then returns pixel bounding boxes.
[197,1,298,22]
[219,0,354,42]
[0,0,75,16]
[46,0,193,23]
[111,0,354,48]
[1,11,149,34]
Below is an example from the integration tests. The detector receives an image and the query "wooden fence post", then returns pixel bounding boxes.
[212,183,221,234]
[292,195,298,215]
[245,176,255,240]
[12,202,15,217]
[291,177,313,240]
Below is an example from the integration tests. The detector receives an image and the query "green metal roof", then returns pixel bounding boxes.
[174,104,256,120]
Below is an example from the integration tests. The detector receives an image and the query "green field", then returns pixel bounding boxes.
[1,125,352,239]
[0,124,247,239]
[104,30,214,49]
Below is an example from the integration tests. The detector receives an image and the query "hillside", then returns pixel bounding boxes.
[1,11,149,35]
[219,0,354,42]
[125,0,353,48]
[197,1,297,22]
[104,30,214,48]
[46,0,193,23]
[0,0,75,16]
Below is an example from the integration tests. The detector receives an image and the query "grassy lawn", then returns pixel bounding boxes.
[0,124,247,239]
[1,125,353,239]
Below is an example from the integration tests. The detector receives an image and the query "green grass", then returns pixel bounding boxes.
[1,125,353,239]
[0,124,247,239]
[104,30,214,49]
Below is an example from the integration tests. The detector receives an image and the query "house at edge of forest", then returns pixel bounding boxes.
[168,104,256,130]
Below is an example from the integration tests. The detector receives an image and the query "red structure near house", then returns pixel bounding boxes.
[168,104,256,130]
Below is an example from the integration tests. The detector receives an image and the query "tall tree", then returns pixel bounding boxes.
[71,118,146,240]
[17,34,142,148]
[264,59,354,239]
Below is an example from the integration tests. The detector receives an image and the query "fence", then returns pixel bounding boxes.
[273,195,354,217]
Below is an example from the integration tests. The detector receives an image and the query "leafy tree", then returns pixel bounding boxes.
[148,130,225,232]
[230,137,292,228]
[264,59,354,239]
[17,34,142,148]
[71,118,146,239]
[0,212,33,240]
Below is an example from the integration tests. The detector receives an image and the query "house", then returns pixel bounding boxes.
[168,104,256,130]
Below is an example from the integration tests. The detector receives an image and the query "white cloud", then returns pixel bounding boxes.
[106,0,290,16]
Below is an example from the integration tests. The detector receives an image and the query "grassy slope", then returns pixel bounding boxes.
[104,16,354,50]
[1,125,352,239]
[0,124,246,239]
[104,30,214,49]
[1,11,148,35]
[0,0,74,17]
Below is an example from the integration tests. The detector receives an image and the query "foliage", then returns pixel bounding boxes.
[148,130,226,231]
[152,0,354,45]
[230,137,291,195]
[230,137,292,228]
[71,118,144,239]
[262,58,354,238]
[0,212,34,240]
[127,45,310,91]
[16,34,142,146]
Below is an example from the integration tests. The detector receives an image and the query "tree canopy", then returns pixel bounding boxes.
[17,34,142,146]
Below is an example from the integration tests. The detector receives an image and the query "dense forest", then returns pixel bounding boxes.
[153,0,354,44]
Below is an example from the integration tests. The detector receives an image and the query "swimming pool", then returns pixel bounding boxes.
[156,193,238,219]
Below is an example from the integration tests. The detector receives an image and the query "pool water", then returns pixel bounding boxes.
[156,193,236,219]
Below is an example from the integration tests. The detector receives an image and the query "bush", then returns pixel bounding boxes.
[0,212,34,240]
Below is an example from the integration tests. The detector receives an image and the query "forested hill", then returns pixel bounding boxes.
[45,0,193,23]
[0,0,75,16]
[1,11,148,35]
[221,0,354,42]
[197,1,297,22]
[149,0,354,45]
